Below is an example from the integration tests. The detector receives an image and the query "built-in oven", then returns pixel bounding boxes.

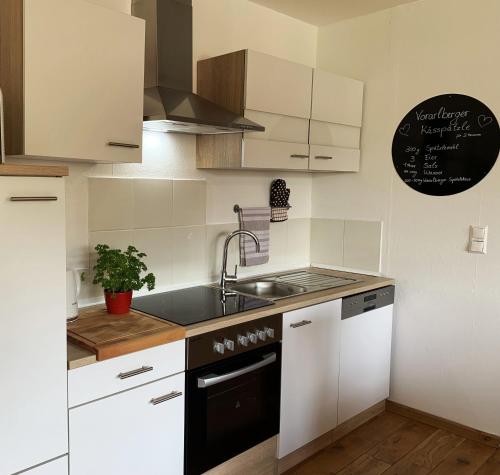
[185,314,282,475]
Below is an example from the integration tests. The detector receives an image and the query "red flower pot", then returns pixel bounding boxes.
[105,290,133,315]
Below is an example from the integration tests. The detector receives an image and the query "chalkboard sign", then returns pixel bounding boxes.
[392,94,500,196]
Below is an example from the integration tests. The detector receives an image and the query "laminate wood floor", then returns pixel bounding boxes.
[285,412,500,475]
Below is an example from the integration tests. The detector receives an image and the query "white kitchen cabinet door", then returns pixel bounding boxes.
[244,110,309,144]
[0,178,68,475]
[243,138,309,170]
[279,300,341,458]
[24,0,145,162]
[309,120,361,149]
[24,457,68,475]
[309,145,360,172]
[245,50,313,119]
[338,305,393,424]
[69,373,185,475]
[311,69,364,127]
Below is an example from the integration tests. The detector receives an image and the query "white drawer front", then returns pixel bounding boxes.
[68,340,185,407]
[244,110,309,144]
[309,145,360,172]
[310,120,361,149]
[243,138,309,170]
[70,373,184,475]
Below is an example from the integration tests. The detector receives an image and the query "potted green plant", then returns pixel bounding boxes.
[93,244,155,315]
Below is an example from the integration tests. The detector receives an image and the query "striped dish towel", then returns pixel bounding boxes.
[238,207,271,266]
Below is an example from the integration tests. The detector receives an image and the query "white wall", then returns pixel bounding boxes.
[315,0,500,434]
[193,0,317,69]
[85,0,131,14]
[60,0,317,296]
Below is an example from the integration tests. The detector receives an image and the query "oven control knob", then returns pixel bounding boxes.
[257,330,267,342]
[247,332,258,344]
[265,327,275,339]
[224,338,235,352]
[238,335,249,347]
[213,342,225,355]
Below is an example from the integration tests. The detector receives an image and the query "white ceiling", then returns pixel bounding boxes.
[250,0,419,26]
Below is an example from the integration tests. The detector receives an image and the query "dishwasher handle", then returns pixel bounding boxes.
[197,352,276,388]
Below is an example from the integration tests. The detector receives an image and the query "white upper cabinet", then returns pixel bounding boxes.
[196,50,364,172]
[245,50,313,119]
[2,0,145,163]
[309,69,364,172]
[311,69,364,127]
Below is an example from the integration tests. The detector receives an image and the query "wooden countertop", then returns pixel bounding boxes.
[0,163,69,177]
[67,307,185,369]
[67,267,394,369]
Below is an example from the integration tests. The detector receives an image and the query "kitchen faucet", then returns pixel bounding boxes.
[220,230,260,291]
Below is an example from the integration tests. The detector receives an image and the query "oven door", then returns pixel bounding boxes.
[185,343,281,475]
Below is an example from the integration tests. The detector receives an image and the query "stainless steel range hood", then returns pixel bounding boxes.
[132,0,264,135]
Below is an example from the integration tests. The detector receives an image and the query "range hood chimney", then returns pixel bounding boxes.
[132,0,264,135]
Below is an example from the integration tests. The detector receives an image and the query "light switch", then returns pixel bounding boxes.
[471,226,487,240]
[470,239,485,254]
[469,225,488,254]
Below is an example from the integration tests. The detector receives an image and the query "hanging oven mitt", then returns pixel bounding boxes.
[270,179,290,222]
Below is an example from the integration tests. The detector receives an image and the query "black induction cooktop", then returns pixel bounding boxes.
[130,286,274,326]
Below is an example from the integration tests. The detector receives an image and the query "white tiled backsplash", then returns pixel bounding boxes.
[83,177,381,304]
[310,218,382,272]
[82,177,312,303]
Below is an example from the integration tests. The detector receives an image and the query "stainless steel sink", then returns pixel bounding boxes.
[228,281,307,300]
[226,271,361,300]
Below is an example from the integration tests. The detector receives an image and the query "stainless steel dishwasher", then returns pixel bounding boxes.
[338,286,395,423]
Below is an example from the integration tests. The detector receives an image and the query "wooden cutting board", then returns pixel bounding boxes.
[67,306,185,361]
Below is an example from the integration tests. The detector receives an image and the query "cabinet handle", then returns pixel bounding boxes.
[9,196,58,202]
[117,365,153,379]
[107,142,140,149]
[290,154,309,159]
[315,155,333,160]
[290,320,312,328]
[150,391,183,405]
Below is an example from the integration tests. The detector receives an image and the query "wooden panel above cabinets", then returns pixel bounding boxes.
[197,50,246,116]
[196,49,364,173]
[0,0,145,163]
[0,0,24,155]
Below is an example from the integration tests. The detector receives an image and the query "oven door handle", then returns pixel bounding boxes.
[197,352,277,388]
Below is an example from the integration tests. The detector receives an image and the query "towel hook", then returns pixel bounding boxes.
[233,204,241,213]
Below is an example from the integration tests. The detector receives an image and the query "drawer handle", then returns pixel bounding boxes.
[107,142,140,149]
[290,154,309,159]
[315,155,333,160]
[150,391,183,405]
[118,365,153,379]
[10,196,58,202]
[290,320,312,328]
